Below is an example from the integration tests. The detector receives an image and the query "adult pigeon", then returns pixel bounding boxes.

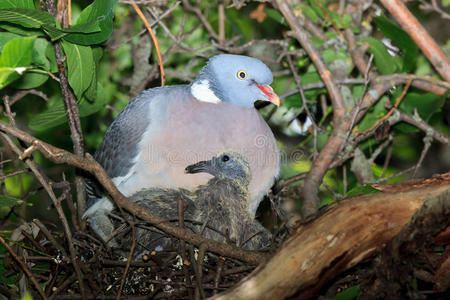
[114,151,272,255]
[84,54,280,242]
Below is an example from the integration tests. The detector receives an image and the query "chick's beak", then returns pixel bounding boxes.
[185,160,211,174]
[256,84,281,107]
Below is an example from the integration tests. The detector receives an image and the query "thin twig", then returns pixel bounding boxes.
[355,79,412,137]
[33,219,68,260]
[0,168,30,180]
[3,90,87,299]
[131,1,166,86]
[275,0,346,217]
[178,197,194,300]
[413,129,433,177]
[385,103,450,146]
[46,0,86,204]
[0,236,47,300]
[182,0,219,41]
[286,54,318,131]
[213,257,226,295]
[110,1,181,50]
[218,0,225,46]
[117,224,136,300]
[381,144,393,178]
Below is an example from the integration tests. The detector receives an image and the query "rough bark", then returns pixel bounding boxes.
[213,173,450,300]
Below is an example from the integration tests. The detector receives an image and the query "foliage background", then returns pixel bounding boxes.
[0,0,449,298]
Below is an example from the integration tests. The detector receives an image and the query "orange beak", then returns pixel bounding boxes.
[256,84,281,107]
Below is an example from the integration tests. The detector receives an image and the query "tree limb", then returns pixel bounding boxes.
[212,174,450,300]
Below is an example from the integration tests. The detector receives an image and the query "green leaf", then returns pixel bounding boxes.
[61,41,94,100]
[373,15,418,72]
[357,96,387,131]
[324,12,353,29]
[0,31,19,52]
[0,8,55,28]
[84,46,103,101]
[0,36,35,88]
[41,24,68,41]
[0,0,34,9]
[0,194,24,218]
[79,83,106,116]
[307,0,324,19]
[67,21,102,34]
[398,92,446,121]
[42,22,101,42]
[442,0,450,7]
[21,292,33,300]
[15,38,52,88]
[340,14,352,28]
[415,55,432,76]
[346,185,379,197]
[322,48,348,64]
[29,98,67,131]
[29,85,106,131]
[0,195,24,208]
[265,8,284,24]
[0,67,21,88]
[12,71,48,89]
[299,5,319,24]
[45,42,57,73]
[31,38,51,69]
[360,37,398,74]
[62,0,118,45]
[332,285,359,300]
[0,36,35,67]
[0,22,45,36]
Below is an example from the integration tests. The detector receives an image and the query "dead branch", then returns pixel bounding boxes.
[0,236,47,300]
[213,174,450,300]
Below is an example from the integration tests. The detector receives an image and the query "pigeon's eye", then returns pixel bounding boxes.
[221,155,230,162]
[237,70,247,80]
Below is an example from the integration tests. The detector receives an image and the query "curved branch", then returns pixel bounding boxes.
[274,0,346,217]
[213,176,450,300]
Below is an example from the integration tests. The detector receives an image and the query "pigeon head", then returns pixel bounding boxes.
[184,151,251,183]
[191,54,280,108]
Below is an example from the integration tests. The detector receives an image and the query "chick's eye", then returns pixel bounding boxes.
[237,70,247,80]
[221,155,230,162]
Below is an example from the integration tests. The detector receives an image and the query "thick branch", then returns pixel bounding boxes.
[46,0,87,231]
[213,174,450,300]
[275,0,346,217]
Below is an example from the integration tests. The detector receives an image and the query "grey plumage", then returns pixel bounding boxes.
[84,54,280,244]
[114,151,272,254]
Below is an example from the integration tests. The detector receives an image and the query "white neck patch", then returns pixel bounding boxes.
[191,80,222,104]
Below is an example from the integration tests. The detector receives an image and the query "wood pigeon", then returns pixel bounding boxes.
[115,151,272,254]
[84,54,280,242]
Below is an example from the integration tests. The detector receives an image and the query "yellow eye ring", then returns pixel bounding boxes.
[237,70,247,80]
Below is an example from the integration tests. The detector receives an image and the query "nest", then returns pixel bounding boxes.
[1,211,286,299]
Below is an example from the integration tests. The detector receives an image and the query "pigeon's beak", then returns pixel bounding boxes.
[256,84,281,107]
[185,160,212,174]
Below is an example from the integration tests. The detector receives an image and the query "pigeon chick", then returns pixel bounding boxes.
[114,151,272,255]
